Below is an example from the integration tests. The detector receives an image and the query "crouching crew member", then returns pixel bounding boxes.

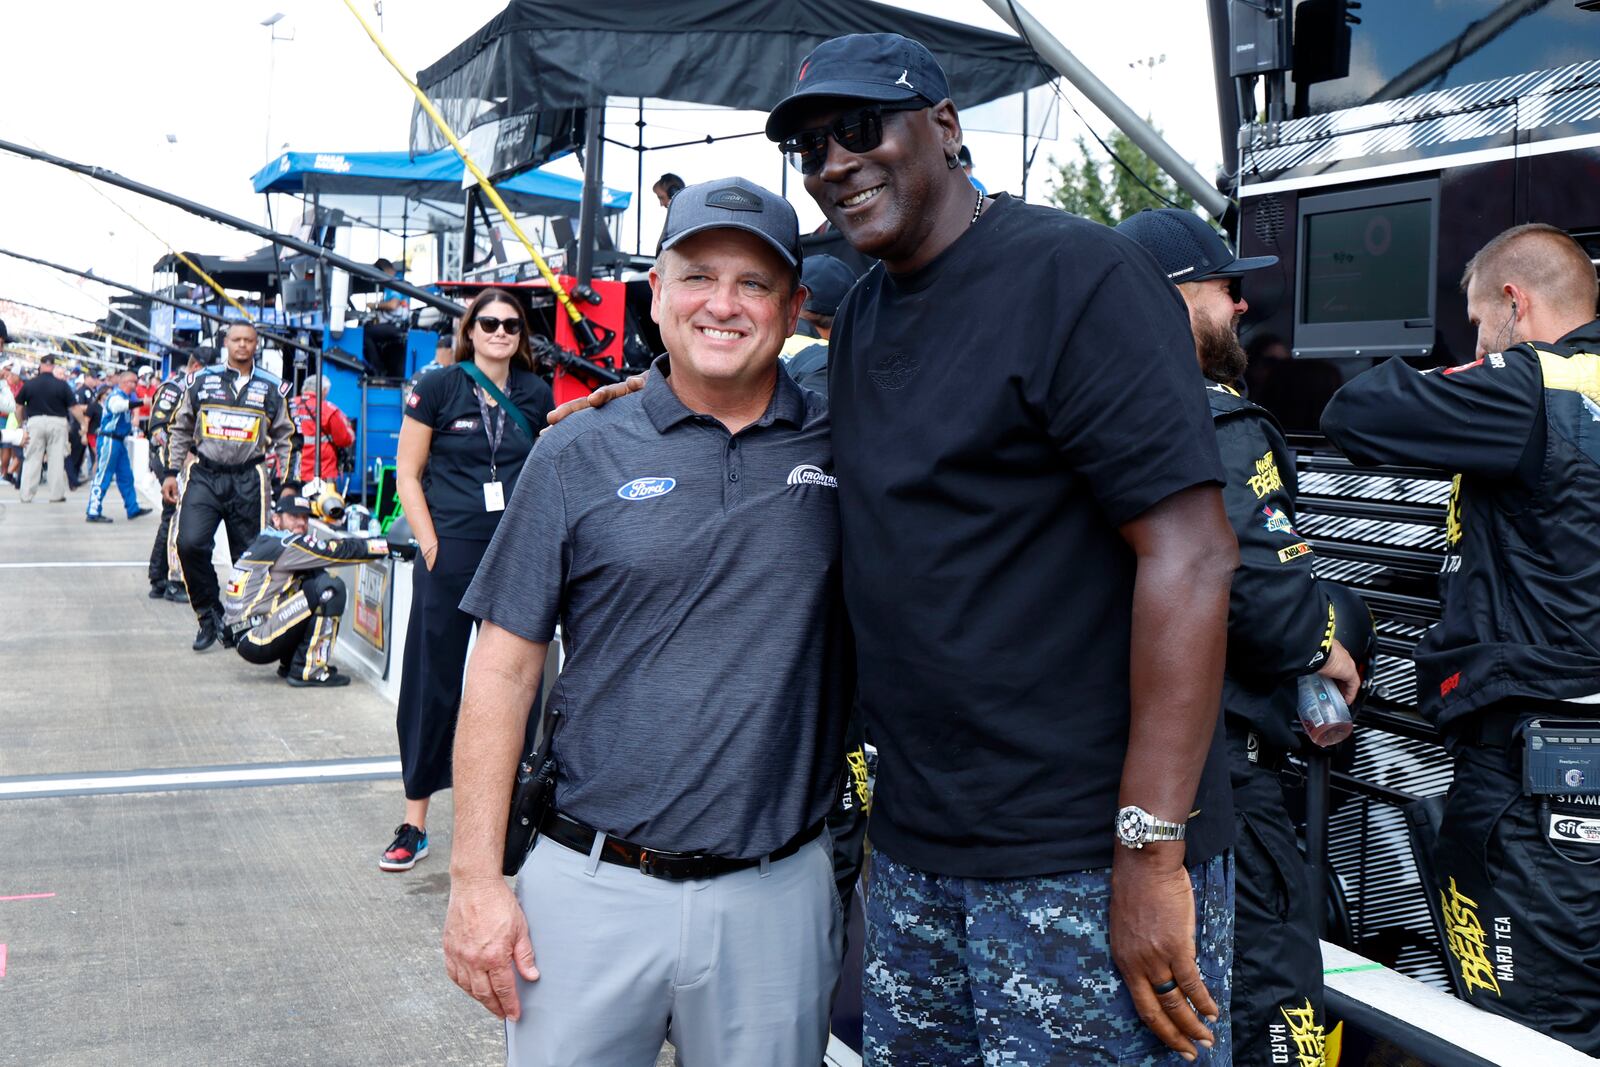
[1117,209,1369,1066]
[223,484,415,687]
[161,322,294,653]
[1322,223,1600,1056]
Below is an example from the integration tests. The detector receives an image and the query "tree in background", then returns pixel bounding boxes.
[1048,126,1195,225]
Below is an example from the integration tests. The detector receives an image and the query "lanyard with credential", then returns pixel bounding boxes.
[474,386,507,512]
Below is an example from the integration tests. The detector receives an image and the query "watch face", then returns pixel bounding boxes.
[1118,807,1149,843]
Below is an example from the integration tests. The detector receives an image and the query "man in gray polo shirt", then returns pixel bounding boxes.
[443,178,848,1067]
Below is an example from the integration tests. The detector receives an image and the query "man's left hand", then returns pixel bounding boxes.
[1110,846,1217,1061]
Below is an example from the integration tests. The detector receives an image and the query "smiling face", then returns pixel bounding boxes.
[797,99,962,270]
[649,229,804,389]
[1178,276,1250,384]
[467,296,522,367]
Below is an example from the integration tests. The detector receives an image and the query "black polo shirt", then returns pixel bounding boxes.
[462,356,849,858]
[830,194,1229,878]
[404,363,554,541]
[17,373,76,419]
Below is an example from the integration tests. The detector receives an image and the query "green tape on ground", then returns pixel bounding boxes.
[1325,963,1387,975]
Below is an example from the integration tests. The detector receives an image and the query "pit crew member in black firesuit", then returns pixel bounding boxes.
[1118,208,1365,1066]
[160,322,295,653]
[222,484,417,687]
[1322,223,1600,1056]
[145,349,210,603]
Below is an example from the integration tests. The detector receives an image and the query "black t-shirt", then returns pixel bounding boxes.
[404,363,554,541]
[830,194,1230,878]
[17,374,76,419]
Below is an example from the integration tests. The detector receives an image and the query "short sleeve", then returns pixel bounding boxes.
[459,441,570,643]
[404,366,449,428]
[1043,258,1223,525]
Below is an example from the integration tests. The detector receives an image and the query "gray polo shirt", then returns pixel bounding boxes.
[461,356,849,859]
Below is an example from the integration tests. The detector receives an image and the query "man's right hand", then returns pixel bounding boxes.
[1316,638,1361,707]
[443,878,539,1020]
[542,373,648,433]
[161,476,179,505]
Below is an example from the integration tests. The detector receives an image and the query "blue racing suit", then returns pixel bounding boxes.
[86,385,141,518]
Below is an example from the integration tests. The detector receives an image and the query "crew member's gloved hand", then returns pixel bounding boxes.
[389,541,420,561]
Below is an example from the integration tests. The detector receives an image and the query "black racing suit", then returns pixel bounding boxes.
[1321,320,1600,1054]
[1209,383,1338,1066]
[223,527,400,681]
[144,375,187,588]
[165,365,295,623]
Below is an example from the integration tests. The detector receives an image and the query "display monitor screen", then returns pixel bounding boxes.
[1302,199,1432,325]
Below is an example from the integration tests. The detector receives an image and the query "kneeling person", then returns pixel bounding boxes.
[223,484,415,687]
[444,179,848,1067]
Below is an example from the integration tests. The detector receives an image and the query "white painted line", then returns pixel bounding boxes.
[0,561,149,569]
[0,759,401,799]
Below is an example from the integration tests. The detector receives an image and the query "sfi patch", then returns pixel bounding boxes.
[1548,813,1600,844]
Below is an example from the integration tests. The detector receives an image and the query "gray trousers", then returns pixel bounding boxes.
[20,415,69,502]
[507,830,843,1067]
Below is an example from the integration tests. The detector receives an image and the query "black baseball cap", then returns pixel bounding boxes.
[766,33,950,141]
[1114,209,1277,283]
[658,177,803,269]
[275,490,313,516]
[800,255,856,316]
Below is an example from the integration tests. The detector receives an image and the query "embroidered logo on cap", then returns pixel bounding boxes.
[895,70,914,90]
[705,187,763,212]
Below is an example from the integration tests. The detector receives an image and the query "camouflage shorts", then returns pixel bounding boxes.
[863,850,1234,1066]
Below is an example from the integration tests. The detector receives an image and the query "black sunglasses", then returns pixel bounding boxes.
[473,315,523,336]
[780,102,926,176]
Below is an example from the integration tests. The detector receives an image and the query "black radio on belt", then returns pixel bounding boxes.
[1523,719,1600,795]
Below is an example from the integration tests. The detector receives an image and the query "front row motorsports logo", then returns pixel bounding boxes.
[787,464,837,489]
[617,477,676,501]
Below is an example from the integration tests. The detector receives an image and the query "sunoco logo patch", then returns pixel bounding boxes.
[617,477,676,501]
[786,464,837,488]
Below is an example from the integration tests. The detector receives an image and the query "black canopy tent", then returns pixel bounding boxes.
[412,0,1053,279]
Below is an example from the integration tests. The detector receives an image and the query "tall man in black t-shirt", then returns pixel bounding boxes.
[17,355,83,503]
[1322,224,1600,1056]
[767,34,1239,1066]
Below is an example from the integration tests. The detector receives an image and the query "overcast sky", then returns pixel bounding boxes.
[0,0,1223,339]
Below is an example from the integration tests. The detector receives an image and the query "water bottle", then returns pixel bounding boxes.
[1297,673,1353,747]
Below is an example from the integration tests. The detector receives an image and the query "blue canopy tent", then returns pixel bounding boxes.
[250,147,629,219]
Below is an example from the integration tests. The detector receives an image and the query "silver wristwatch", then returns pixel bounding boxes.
[1115,805,1187,849]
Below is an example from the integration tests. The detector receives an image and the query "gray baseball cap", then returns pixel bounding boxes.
[657,178,803,268]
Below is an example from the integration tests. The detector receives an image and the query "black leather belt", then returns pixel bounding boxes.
[540,810,823,881]
[198,456,262,474]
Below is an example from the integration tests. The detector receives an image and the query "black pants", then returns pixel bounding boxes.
[363,321,408,378]
[236,572,346,680]
[1433,740,1600,1055]
[149,487,177,586]
[176,463,268,618]
[1228,734,1325,1067]
[68,423,85,488]
[397,537,487,800]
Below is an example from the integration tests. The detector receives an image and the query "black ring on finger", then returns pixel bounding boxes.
[1151,978,1179,995]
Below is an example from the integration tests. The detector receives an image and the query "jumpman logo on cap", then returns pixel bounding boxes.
[895,70,914,90]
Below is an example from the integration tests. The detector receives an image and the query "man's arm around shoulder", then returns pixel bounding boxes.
[443,622,548,1022]
[1114,483,1237,1061]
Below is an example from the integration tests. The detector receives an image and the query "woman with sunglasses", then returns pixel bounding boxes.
[383,287,555,872]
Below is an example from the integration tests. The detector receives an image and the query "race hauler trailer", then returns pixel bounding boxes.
[1210,0,1600,1006]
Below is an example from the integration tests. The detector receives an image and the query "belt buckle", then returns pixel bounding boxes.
[638,849,660,878]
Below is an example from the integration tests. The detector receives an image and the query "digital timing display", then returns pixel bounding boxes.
[1301,200,1432,324]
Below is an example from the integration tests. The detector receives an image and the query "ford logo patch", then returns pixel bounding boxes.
[618,477,676,501]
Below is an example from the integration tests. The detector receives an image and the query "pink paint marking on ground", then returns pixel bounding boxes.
[0,943,7,979]
[0,893,55,903]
